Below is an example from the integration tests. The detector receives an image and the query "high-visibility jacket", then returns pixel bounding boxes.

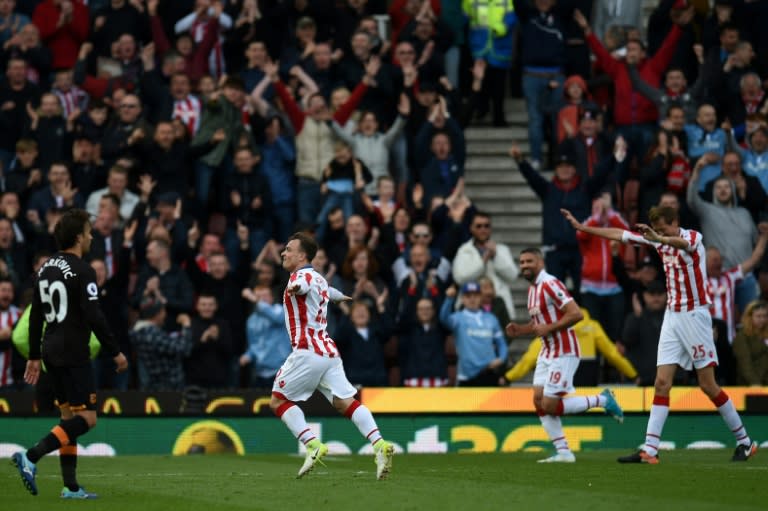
[462,0,517,68]
[505,308,637,382]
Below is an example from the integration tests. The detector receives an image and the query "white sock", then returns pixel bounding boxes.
[347,402,383,446]
[713,391,751,446]
[561,395,607,414]
[643,396,669,456]
[539,415,570,452]
[279,404,316,445]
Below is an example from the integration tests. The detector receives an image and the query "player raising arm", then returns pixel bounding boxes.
[270,232,395,480]
[561,207,757,463]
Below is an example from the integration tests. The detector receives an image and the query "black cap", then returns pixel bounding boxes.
[555,153,577,167]
[644,280,666,295]
[579,104,601,122]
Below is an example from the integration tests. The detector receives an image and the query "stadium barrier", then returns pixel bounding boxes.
[0,415,766,457]
[1,386,767,416]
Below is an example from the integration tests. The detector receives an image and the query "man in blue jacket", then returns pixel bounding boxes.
[440,281,507,386]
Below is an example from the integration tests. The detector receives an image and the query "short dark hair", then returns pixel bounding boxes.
[288,232,318,262]
[648,206,679,225]
[720,21,740,35]
[520,247,543,258]
[101,193,121,209]
[54,208,91,250]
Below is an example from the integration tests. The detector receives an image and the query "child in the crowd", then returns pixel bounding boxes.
[557,75,590,143]
[315,141,372,241]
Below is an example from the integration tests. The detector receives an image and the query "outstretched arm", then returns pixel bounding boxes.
[561,209,626,242]
[741,224,768,274]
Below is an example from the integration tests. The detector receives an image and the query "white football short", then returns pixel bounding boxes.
[658,308,719,370]
[272,350,357,403]
[533,356,580,397]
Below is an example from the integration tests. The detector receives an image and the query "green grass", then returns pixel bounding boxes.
[4,451,767,511]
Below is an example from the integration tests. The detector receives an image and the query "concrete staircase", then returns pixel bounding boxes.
[463,98,547,359]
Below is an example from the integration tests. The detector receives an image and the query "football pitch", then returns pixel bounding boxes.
[4,451,767,511]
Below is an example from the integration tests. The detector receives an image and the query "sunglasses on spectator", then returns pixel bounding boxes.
[473,223,491,229]
[412,232,430,238]
[121,104,139,109]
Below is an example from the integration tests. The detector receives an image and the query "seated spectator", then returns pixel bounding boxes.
[397,295,449,387]
[335,300,392,387]
[130,297,193,391]
[85,164,138,220]
[732,300,768,385]
[505,307,637,386]
[185,293,233,389]
[453,211,518,319]
[440,282,507,387]
[240,285,291,388]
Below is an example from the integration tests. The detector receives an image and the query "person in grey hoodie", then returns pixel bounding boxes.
[687,158,759,310]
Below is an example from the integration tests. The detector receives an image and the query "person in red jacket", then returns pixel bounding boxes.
[574,6,693,161]
[576,193,630,341]
[33,0,89,70]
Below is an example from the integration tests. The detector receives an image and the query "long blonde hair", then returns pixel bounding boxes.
[742,300,768,337]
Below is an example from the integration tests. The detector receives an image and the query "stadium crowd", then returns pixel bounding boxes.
[0,0,767,393]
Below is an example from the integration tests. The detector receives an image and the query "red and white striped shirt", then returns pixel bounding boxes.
[622,228,710,312]
[53,86,89,119]
[173,95,201,136]
[0,305,21,387]
[283,267,341,358]
[707,266,742,343]
[527,270,581,360]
